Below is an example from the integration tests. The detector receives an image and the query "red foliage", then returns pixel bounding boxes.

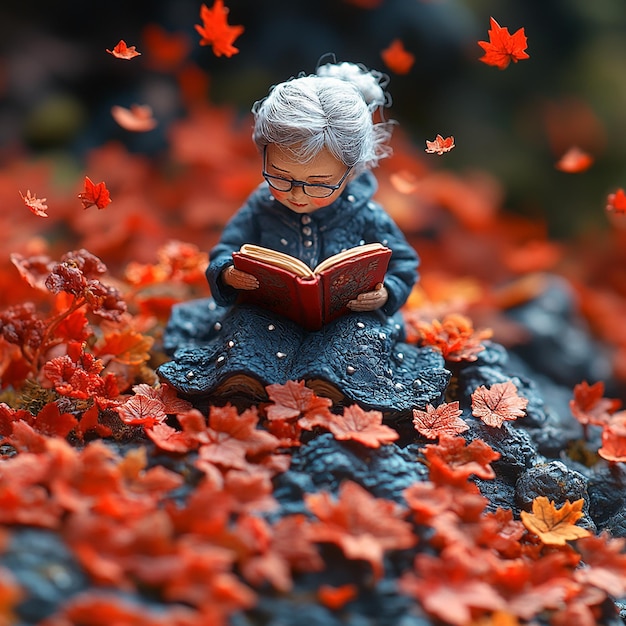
[471,380,528,428]
[306,481,416,580]
[105,40,142,60]
[478,17,530,69]
[425,134,455,155]
[78,176,112,210]
[380,39,415,75]
[195,0,244,58]
[412,401,468,439]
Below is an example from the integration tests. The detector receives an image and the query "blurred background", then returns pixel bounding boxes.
[1,0,626,238]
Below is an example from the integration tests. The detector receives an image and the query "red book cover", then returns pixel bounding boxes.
[232,244,391,331]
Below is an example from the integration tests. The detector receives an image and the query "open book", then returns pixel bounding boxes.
[232,243,391,331]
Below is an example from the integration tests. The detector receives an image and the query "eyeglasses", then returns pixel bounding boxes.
[262,147,352,198]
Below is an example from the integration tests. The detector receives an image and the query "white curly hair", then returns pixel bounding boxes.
[252,61,394,173]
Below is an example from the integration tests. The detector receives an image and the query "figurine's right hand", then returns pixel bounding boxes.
[222,265,259,290]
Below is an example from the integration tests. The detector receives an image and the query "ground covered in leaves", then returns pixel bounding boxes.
[2,3,626,625]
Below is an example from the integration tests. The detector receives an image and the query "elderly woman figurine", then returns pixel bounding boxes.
[158,60,448,416]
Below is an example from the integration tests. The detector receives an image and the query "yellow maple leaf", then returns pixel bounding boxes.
[520,496,591,546]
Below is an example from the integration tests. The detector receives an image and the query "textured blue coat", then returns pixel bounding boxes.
[157,172,449,415]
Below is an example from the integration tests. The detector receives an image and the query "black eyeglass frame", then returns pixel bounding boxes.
[262,146,353,198]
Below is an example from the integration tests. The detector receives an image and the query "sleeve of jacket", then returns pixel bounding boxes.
[366,204,419,316]
[206,194,262,306]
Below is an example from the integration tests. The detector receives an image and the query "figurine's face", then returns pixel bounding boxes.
[264,144,352,214]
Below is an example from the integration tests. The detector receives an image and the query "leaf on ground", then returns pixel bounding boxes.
[520,496,591,545]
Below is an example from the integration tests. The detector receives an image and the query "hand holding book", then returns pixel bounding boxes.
[230,243,392,330]
[346,282,388,311]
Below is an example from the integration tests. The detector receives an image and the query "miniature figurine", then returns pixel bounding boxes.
[158,60,449,416]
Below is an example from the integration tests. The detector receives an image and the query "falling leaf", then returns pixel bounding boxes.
[425,134,455,155]
[412,401,469,439]
[20,190,48,218]
[111,104,157,132]
[555,146,593,173]
[381,39,415,74]
[478,17,530,70]
[106,40,141,60]
[471,380,528,427]
[195,0,244,58]
[520,496,591,545]
[606,188,626,215]
[78,176,112,210]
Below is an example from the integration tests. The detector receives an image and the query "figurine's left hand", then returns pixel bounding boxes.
[347,283,388,312]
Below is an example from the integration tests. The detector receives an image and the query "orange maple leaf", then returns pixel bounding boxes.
[412,401,469,439]
[195,0,244,58]
[19,190,48,218]
[606,188,626,215]
[471,380,528,427]
[425,134,455,155]
[569,380,620,428]
[478,17,530,70]
[111,104,157,132]
[521,496,591,545]
[327,404,399,448]
[78,176,112,210]
[408,312,492,362]
[306,481,415,580]
[380,39,415,75]
[106,40,142,60]
[94,330,154,366]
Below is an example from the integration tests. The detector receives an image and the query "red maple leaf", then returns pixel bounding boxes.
[19,190,48,217]
[78,176,112,209]
[598,411,626,463]
[606,188,626,215]
[42,342,118,400]
[575,531,626,598]
[425,134,455,155]
[407,312,492,362]
[33,402,78,438]
[195,0,244,58]
[111,104,157,132]
[569,380,620,428]
[400,550,507,625]
[380,39,415,75]
[478,17,530,70]
[471,380,528,427]
[265,380,332,423]
[306,481,416,580]
[106,40,142,60]
[423,433,501,481]
[117,395,167,427]
[555,146,593,173]
[327,404,399,448]
[412,401,469,439]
